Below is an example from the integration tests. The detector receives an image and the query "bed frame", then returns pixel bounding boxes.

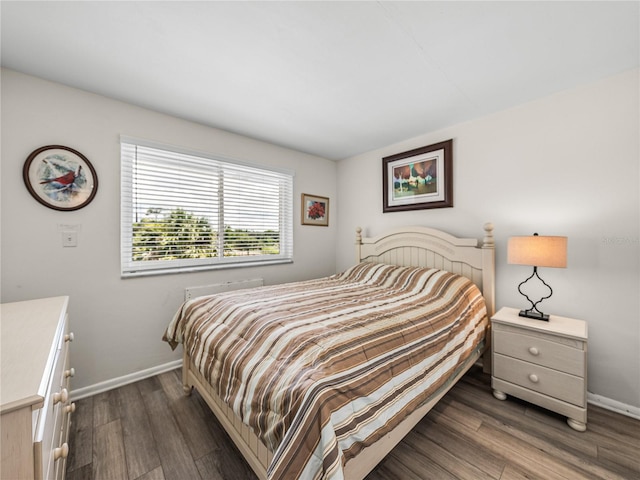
[182,223,495,479]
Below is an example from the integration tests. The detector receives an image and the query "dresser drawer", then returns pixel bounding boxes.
[493,328,585,377]
[57,401,75,480]
[36,399,65,480]
[493,353,585,406]
[34,314,69,480]
[57,329,74,478]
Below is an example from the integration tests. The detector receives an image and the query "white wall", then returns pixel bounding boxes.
[336,69,640,410]
[0,69,337,390]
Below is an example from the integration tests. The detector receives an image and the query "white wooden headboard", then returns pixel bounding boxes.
[355,223,495,316]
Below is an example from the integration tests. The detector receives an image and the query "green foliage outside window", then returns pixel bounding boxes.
[132,208,280,261]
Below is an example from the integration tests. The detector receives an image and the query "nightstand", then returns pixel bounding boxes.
[491,306,588,431]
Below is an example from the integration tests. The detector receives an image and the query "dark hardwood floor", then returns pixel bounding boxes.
[66,366,640,479]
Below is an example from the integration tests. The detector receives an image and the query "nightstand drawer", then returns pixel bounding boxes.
[493,353,585,406]
[493,328,585,377]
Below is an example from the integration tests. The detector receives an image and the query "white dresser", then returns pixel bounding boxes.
[491,306,588,431]
[1,296,75,479]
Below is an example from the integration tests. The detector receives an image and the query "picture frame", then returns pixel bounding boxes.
[23,145,98,211]
[301,193,329,226]
[382,139,453,212]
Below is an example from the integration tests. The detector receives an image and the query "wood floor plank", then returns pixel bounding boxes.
[414,417,505,479]
[363,463,396,480]
[522,402,640,468]
[194,450,226,480]
[499,463,547,480]
[376,454,425,480]
[442,395,622,479]
[476,422,596,480]
[93,389,120,428]
[155,369,184,402]
[449,377,530,419]
[454,368,640,479]
[134,466,165,480]
[404,428,494,480]
[157,370,220,459]
[69,365,639,480]
[496,419,628,480]
[388,439,457,480]
[449,382,603,464]
[66,396,94,473]
[202,426,258,479]
[66,463,93,480]
[136,375,163,397]
[93,419,128,480]
[195,442,257,480]
[429,404,570,480]
[362,469,389,480]
[192,387,242,447]
[117,383,161,479]
[141,388,202,480]
[588,404,640,442]
[583,409,640,449]
[431,395,484,431]
[597,444,640,478]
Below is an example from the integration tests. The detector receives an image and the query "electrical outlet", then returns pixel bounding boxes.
[62,231,77,247]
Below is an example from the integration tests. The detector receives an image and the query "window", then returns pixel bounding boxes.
[121,137,294,276]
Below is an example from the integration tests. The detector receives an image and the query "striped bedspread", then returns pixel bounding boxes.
[163,262,488,480]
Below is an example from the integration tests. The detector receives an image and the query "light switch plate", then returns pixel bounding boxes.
[62,231,77,247]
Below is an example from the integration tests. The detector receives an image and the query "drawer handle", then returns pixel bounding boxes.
[64,368,76,378]
[64,402,76,414]
[54,443,69,460]
[528,374,539,383]
[64,332,75,342]
[528,347,539,356]
[53,388,69,405]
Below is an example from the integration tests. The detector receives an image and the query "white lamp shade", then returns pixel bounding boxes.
[508,235,567,268]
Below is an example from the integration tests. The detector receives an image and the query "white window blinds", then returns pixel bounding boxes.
[121,137,294,276]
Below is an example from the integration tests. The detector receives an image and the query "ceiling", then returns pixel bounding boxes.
[1,1,638,160]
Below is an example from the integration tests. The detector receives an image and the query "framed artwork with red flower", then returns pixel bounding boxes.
[23,145,98,211]
[301,193,329,226]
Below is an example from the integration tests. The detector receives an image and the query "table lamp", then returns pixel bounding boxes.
[507,233,567,321]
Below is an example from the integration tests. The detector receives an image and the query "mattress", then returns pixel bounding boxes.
[163,262,488,480]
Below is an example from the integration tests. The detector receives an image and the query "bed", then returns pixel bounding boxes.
[163,223,495,480]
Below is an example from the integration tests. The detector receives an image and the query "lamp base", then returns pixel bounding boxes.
[519,309,550,321]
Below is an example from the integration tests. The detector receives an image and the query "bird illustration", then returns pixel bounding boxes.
[39,163,82,190]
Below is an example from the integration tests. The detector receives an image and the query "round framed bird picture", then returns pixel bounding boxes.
[23,145,98,211]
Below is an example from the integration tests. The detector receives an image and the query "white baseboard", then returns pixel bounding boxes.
[71,361,640,422]
[587,392,640,420]
[70,359,182,401]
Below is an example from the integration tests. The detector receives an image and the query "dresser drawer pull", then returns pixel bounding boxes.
[64,402,76,414]
[528,347,540,356]
[528,374,539,383]
[64,367,76,378]
[54,443,69,461]
[64,332,75,342]
[53,388,69,405]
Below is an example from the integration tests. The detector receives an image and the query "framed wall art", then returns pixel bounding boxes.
[382,139,452,212]
[23,145,98,211]
[301,193,329,226]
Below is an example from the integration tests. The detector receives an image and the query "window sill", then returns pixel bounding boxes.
[121,258,293,278]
